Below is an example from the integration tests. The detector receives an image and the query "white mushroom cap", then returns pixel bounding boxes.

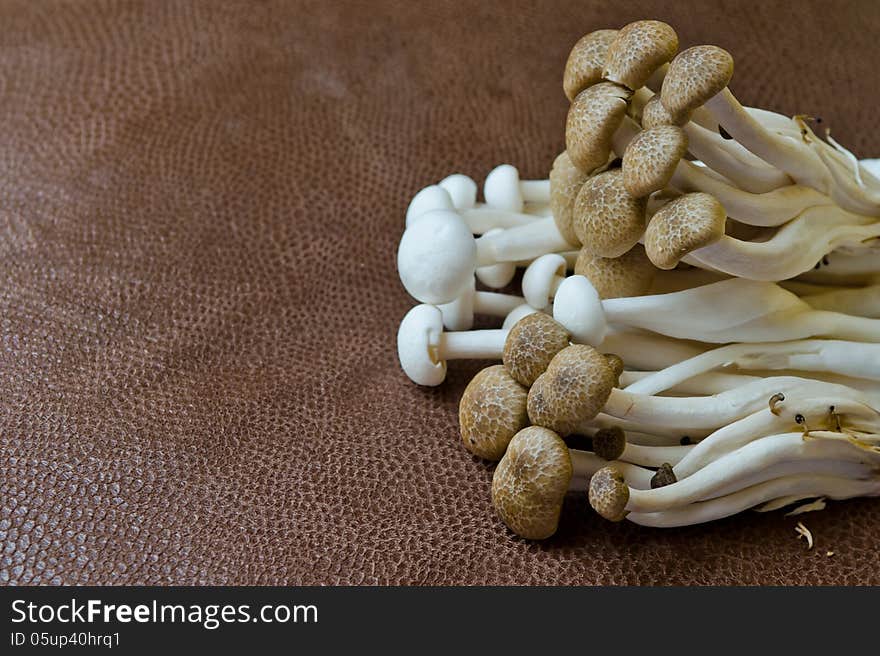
[439,174,478,210]
[397,304,446,386]
[438,277,476,331]
[502,303,542,330]
[552,275,607,345]
[405,185,455,228]
[397,209,477,304]
[475,228,516,289]
[522,253,567,310]
[484,164,526,212]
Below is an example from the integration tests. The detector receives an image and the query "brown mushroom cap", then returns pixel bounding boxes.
[503,312,571,387]
[491,426,573,540]
[622,125,688,198]
[573,168,647,258]
[527,344,617,435]
[650,462,677,488]
[593,426,626,461]
[588,465,630,521]
[549,151,591,247]
[640,95,676,129]
[660,45,734,122]
[644,192,727,269]
[563,29,619,101]
[603,20,679,91]
[459,365,529,461]
[574,244,656,299]
[565,82,632,174]
[604,353,625,381]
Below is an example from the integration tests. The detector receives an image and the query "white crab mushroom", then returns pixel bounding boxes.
[621,125,688,197]
[405,185,456,227]
[563,29,618,101]
[459,364,529,461]
[628,474,880,527]
[437,277,524,330]
[590,431,880,521]
[574,245,656,299]
[439,173,478,210]
[661,45,880,215]
[801,285,880,318]
[484,164,551,212]
[566,82,632,173]
[502,303,543,330]
[473,228,517,290]
[625,339,880,397]
[603,20,679,91]
[491,426,573,539]
[522,253,568,310]
[573,168,648,258]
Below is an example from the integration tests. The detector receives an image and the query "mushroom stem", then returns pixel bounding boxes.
[627,474,880,527]
[620,370,760,395]
[439,329,507,360]
[568,449,654,490]
[801,285,880,318]
[625,340,880,397]
[614,431,879,514]
[475,217,576,266]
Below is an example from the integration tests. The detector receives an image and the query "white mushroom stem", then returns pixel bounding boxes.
[801,285,880,318]
[620,443,692,468]
[598,327,708,370]
[794,250,880,285]
[475,217,576,266]
[617,431,880,514]
[594,376,869,431]
[683,206,880,281]
[620,370,760,395]
[461,206,545,233]
[703,88,880,215]
[625,340,880,397]
[568,449,654,490]
[438,329,507,360]
[592,278,880,344]
[674,400,880,478]
[627,474,880,527]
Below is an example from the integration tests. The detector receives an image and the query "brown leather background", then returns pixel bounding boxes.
[2,0,879,586]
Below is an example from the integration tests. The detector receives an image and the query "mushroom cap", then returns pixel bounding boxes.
[573,168,647,258]
[661,45,734,121]
[503,312,571,387]
[565,82,631,174]
[549,151,591,247]
[397,209,477,304]
[405,185,455,228]
[475,228,516,289]
[437,276,476,331]
[650,463,677,488]
[604,354,625,381]
[501,303,542,330]
[439,174,478,210]
[552,275,608,346]
[644,192,727,269]
[622,125,688,198]
[640,94,681,129]
[397,304,446,386]
[592,426,626,461]
[522,253,567,310]
[588,466,629,521]
[527,344,617,435]
[574,244,656,299]
[459,364,529,461]
[563,29,619,101]
[491,426,573,540]
[484,164,524,213]
[603,20,679,91]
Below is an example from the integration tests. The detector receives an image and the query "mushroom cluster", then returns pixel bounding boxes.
[396,20,880,539]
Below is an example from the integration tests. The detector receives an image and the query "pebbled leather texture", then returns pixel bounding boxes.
[2,0,879,586]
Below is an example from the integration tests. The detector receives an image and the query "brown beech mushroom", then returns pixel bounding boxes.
[563,29,618,101]
[502,312,571,387]
[603,20,679,91]
[622,125,688,197]
[549,151,591,247]
[644,192,726,269]
[641,94,678,128]
[459,365,529,461]
[566,82,632,174]
[491,426,573,539]
[574,244,656,299]
[592,426,627,461]
[588,466,629,521]
[573,168,648,258]
[527,344,620,435]
[660,45,735,127]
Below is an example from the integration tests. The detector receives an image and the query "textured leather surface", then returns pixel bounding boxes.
[2,0,879,586]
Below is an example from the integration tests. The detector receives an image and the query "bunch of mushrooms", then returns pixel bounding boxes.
[395,19,880,540]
